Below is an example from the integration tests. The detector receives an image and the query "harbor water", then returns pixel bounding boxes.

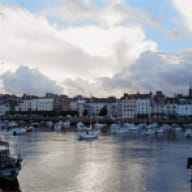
[1,127,192,192]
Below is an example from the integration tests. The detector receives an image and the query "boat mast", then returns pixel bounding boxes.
[90,93,92,128]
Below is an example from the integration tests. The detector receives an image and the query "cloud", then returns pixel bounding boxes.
[171,0,192,32]
[100,51,192,96]
[1,66,63,95]
[0,4,157,83]
[45,0,160,28]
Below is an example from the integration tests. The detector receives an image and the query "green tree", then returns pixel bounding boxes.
[99,106,107,116]
[83,109,88,117]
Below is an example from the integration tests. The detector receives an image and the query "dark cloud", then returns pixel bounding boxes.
[1,66,63,95]
[101,51,192,96]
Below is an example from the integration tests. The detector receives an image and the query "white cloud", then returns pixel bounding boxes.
[46,0,160,28]
[0,2,190,97]
[59,25,156,58]
[171,0,192,32]
[0,4,157,95]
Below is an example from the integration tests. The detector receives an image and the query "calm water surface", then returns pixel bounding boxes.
[1,128,192,192]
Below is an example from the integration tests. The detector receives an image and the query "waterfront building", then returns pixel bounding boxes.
[80,96,117,118]
[69,96,87,116]
[164,98,177,119]
[0,103,10,115]
[36,98,54,111]
[107,100,118,118]
[151,91,166,119]
[120,93,137,119]
[15,99,32,111]
[59,95,71,111]
[15,98,54,112]
[70,98,78,111]
[136,93,152,119]
[177,97,192,117]
[120,92,152,120]
[77,97,86,117]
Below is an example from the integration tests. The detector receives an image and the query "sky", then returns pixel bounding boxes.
[0,0,192,97]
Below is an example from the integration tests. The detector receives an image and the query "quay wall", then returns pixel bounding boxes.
[0,116,192,126]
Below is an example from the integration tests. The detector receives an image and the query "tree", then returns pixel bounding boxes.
[99,106,108,117]
[83,109,88,117]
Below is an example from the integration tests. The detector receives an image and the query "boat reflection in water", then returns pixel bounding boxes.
[0,178,21,192]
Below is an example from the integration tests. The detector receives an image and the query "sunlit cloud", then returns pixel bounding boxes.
[0,0,191,97]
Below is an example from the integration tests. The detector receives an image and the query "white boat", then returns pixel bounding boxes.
[77,122,90,131]
[26,126,33,132]
[94,122,105,130]
[8,121,17,129]
[77,119,100,140]
[184,128,192,137]
[45,121,53,128]
[110,123,120,134]
[128,124,139,132]
[54,121,63,132]
[156,128,164,134]
[6,128,27,136]
[111,123,129,135]
[78,129,99,140]
[63,120,71,129]
[77,94,99,140]
[144,128,156,135]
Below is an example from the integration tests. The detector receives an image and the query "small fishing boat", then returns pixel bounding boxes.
[0,140,22,180]
[77,122,89,131]
[111,123,129,135]
[77,94,99,140]
[184,128,192,138]
[54,121,63,132]
[63,120,71,129]
[26,126,33,132]
[77,122,99,140]
[7,128,27,136]
[78,126,99,140]
[143,128,156,136]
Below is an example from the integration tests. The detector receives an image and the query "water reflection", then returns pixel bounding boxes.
[0,178,21,192]
[0,127,192,192]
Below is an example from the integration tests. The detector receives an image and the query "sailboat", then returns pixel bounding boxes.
[77,124,99,140]
[77,95,99,140]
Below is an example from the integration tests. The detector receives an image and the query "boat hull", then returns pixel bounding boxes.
[0,167,20,180]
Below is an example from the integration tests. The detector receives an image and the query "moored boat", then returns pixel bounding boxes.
[0,140,22,180]
[6,128,27,136]
[184,128,192,138]
[111,123,129,135]
[77,122,99,140]
[78,129,99,140]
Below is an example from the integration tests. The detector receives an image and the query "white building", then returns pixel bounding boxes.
[164,98,177,117]
[121,97,136,119]
[36,98,54,111]
[121,93,151,119]
[136,98,151,116]
[177,98,192,117]
[15,98,54,112]
[15,99,32,111]
[89,97,117,117]
[0,103,10,115]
